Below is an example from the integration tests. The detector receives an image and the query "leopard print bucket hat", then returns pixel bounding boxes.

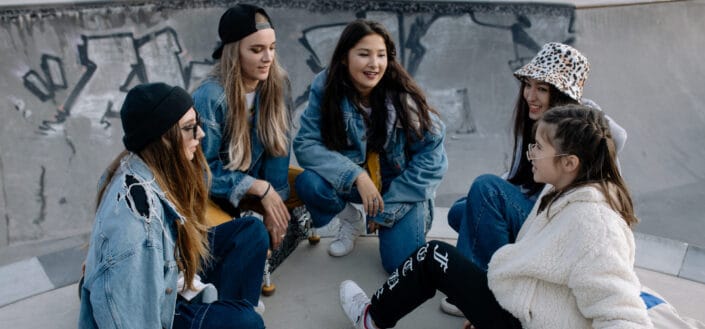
[514,42,590,102]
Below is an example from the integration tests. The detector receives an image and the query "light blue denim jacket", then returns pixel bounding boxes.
[192,78,290,207]
[294,71,448,227]
[78,153,182,329]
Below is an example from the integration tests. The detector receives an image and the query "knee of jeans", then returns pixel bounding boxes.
[217,305,264,329]
[447,201,464,231]
[294,170,327,202]
[380,239,424,274]
[232,311,264,329]
[469,174,504,198]
[241,216,269,252]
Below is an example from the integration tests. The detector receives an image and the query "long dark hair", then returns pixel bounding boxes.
[507,80,577,195]
[320,19,439,152]
[537,104,637,226]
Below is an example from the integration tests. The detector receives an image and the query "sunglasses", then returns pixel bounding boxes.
[180,115,201,139]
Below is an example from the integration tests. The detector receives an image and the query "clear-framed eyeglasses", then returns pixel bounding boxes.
[180,114,201,139]
[526,143,568,161]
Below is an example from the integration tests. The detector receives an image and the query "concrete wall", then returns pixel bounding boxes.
[0,0,703,258]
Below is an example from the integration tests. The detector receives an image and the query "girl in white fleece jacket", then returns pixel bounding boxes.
[339,105,652,329]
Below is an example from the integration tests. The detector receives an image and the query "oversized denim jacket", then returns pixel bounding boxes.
[78,154,182,329]
[192,78,290,207]
[294,71,448,227]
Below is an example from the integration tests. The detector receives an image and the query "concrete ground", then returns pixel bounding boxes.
[2,223,704,328]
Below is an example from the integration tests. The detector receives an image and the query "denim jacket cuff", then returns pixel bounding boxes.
[336,164,365,194]
[373,202,414,228]
[228,175,256,208]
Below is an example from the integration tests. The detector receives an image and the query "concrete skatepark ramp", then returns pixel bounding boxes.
[0,0,703,288]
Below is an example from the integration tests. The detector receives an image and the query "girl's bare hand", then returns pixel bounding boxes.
[255,180,290,248]
[355,172,383,217]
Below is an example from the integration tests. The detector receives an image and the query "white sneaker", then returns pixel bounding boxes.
[255,300,265,316]
[340,280,371,329]
[328,205,363,257]
[440,297,464,317]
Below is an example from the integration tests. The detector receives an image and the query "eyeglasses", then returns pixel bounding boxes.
[526,143,568,161]
[180,115,201,139]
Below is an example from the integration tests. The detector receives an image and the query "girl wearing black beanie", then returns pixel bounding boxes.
[79,82,268,329]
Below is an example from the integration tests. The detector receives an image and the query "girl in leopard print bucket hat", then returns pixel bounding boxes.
[514,42,589,102]
[440,42,630,320]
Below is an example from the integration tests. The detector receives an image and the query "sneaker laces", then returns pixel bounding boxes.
[335,213,361,245]
[347,292,370,328]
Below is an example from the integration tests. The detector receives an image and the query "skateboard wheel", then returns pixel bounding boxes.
[262,283,276,296]
[308,235,321,245]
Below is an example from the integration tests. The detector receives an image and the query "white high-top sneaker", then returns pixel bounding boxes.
[328,204,363,257]
[340,280,371,329]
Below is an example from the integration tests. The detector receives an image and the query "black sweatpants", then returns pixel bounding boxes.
[368,241,522,329]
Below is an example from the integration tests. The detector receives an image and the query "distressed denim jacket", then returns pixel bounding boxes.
[294,71,448,227]
[78,153,182,329]
[192,78,290,207]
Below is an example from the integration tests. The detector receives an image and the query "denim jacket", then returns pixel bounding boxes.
[192,78,290,208]
[78,153,182,329]
[294,71,448,226]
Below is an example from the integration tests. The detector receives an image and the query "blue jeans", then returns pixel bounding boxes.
[295,170,426,273]
[448,174,536,271]
[173,217,268,329]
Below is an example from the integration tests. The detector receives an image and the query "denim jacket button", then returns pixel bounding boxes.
[165,287,173,295]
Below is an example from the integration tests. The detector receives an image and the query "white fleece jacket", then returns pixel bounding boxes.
[488,185,653,329]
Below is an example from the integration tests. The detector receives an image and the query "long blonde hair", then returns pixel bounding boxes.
[212,13,289,171]
[97,125,211,290]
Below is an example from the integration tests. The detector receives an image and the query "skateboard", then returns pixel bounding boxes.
[262,205,319,295]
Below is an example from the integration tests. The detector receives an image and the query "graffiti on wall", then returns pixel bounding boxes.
[22,28,213,135]
[18,5,575,137]
[1,1,576,244]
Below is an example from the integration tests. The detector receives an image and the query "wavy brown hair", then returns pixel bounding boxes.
[507,80,578,195]
[212,12,289,171]
[536,104,637,226]
[97,125,212,290]
[321,19,439,152]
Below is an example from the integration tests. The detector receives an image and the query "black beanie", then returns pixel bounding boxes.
[212,4,273,59]
[120,82,193,153]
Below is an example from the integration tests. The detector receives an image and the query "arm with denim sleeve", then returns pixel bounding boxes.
[293,72,365,192]
[86,203,172,328]
[383,115,448,204]
[193,81,255,207]
[91,248,168,329]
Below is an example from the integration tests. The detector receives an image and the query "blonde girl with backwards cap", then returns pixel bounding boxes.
[78,82,268,329]
[192,4,295,252]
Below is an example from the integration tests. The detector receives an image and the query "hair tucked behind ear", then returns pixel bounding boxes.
[537,104,637,227]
